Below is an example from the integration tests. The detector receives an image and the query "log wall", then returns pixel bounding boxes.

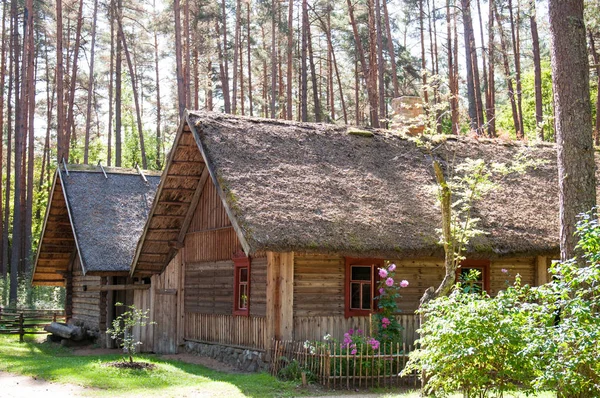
[71,260,102,332]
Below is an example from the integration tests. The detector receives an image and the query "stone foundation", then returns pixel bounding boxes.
[184,340,266,372]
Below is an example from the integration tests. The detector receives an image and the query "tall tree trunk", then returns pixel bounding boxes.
[65,0,84,151]
[476,0,489,135]
[115,0,122,166]
[154,0,162,168]
[84,0,99,164]
[447,0,458,134]
[590,32,600,146]
[531,3,544,141]
[375,0,386,122]
[221,0,231,113]
[306,8,321,122]
[382,0,399,97]
[286,0,293,120]
[174,0,185,117]
[232,0,241,113]
[508,0,524,138]
[461,0,485,133]
[107,0,114,166]
[247,2,253,116]
[207,61,213,111]
[25,3,34,279]
[9,0,23,306]
[184,0,191,108]
[0,0,6,276]
[270,0,278,118]
[548,0,597,262]
[487,0,496,137]
[419,0,428,103]
[56,0,66,162]
[3,0,13,280]
[495,3,520,138]
[117,18,148,169]
[366,0,380,127]
[300,0,308,121]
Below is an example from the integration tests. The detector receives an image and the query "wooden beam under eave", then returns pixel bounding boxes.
[85,284,150,292]
[32,280,66,287]
[177,165,209,244]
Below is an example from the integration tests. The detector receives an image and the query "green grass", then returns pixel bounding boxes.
[0,335,302,397]
[0,335,556,398]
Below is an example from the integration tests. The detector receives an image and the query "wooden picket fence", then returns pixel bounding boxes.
[270,339,420,389]
[0,308,66,342]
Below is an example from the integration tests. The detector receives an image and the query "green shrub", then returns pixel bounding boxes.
[403,279,540,397]
[404,210,600,397]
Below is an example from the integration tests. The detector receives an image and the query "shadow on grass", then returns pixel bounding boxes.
[0,336,302,398]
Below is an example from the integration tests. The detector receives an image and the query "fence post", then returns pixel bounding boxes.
[19,313,24,343]
[53,312,57,323]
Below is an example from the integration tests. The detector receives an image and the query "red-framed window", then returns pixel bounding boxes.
[345,258,384,318]
[456,259,490,293]
[233,252,250,316]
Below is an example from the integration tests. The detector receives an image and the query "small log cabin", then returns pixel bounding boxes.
[31,165,160,345]
[129,111,571,362]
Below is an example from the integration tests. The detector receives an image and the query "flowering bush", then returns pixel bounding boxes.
[373,262,409,343]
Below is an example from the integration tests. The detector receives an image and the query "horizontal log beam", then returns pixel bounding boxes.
[84,284,151,292]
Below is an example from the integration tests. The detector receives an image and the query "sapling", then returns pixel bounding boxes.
[106,303,153,363]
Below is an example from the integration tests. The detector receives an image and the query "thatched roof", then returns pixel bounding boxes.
[32,165,160,285]
[132,111,587,275]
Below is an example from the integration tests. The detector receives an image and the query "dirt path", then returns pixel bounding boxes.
[0,371,93,397]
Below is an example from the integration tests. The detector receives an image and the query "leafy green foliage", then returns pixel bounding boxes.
[404,278,540,397]
[405,210,600,397]
[372,262,408,343]
[106,303,154,363]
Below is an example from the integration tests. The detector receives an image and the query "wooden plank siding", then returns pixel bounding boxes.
[291,253,539,346]
[185,260,234,314]
[185,313,267,350]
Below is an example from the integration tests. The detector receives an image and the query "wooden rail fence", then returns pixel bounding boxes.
[270,339,419,389]
[0,308,66,342]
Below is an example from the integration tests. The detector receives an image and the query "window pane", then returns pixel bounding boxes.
[239,284,248,309]
[351,266,371,281]
[361,283,372,309]
[240,267,248,282]
[351,283,361,309]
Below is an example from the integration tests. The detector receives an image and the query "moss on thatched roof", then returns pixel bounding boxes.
[183,111,569,258]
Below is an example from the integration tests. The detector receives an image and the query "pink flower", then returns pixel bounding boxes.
[382,317,390,325]
[388,263,396,272]
[379,268,388,278]
[501,268,508,274]
[356,329,363,335]
[379,288,385,295]
[348,329,354,335]
[400,280,409,288]
[351,348,357,355]
[382,324,387,329]
[386,277,394,287]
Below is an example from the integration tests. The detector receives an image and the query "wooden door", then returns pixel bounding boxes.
[153,289,178,354]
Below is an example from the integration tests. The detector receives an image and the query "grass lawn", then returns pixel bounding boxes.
[0,335,305,397]
[0,335,555,397]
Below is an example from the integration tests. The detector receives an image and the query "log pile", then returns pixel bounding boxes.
[44,322,88,346]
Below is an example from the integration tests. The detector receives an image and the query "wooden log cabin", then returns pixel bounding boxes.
[129,111,567,364]
[31,164,160,347]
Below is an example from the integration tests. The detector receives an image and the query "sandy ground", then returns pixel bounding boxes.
[0,371,93,398]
